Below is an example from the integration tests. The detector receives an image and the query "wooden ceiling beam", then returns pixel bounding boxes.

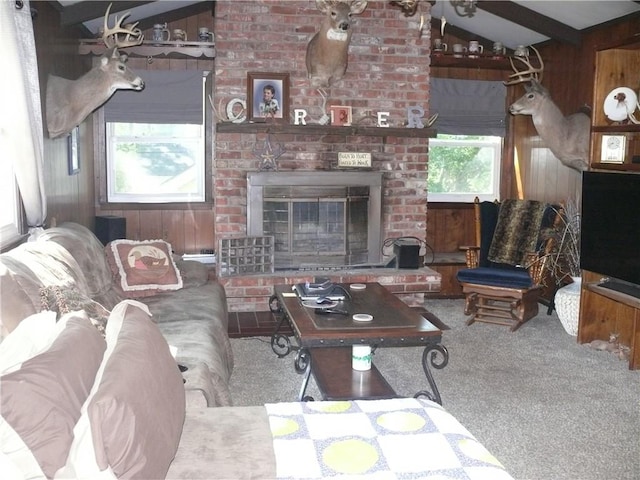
[477,1,582,46]
[60,1,154,26]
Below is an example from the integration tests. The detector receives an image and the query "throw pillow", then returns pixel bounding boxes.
[105,239,183,298]
[0,312,106,479]
[58,300,186,479]
[40,285,110,336]
[0,310,57,375]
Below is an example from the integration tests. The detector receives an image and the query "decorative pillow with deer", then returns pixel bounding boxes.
[105,240,183,298]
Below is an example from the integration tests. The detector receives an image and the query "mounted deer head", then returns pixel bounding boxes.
[45,3,144,138]
[506,46,590,172]
[305,0,368,89]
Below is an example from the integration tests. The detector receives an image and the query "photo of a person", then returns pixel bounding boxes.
[248,73,289,122]
[259,84,280,118]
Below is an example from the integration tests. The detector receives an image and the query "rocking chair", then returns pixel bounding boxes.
[456,198,557,332]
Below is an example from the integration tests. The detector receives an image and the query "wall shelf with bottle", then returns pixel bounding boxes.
[78,39,215,59]
[589,35,640,171]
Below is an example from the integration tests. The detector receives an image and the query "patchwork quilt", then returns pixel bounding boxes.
[266,397,514,480]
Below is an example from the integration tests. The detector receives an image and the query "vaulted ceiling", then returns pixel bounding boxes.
[51,0,640,50]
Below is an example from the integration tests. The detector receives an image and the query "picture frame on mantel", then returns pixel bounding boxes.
[67,126,80,175]
[247,72,289,123]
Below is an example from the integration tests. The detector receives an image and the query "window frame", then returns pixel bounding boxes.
[427,135,503,203]
[96,71,213,210]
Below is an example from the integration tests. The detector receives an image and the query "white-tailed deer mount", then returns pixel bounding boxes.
[45,4,144,138]
[506,46,589,172]
[305,0,368,89]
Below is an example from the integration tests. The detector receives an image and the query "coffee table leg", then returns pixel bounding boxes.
[415,343,449,405]
[295,347,314,401]
[269,294,294,358]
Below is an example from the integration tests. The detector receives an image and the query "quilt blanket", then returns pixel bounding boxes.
[266,397,514,480]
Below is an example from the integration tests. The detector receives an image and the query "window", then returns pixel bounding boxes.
[428,134,502,203]
[103,70,209,205]
[0,157,23,249]
[106,122,205,203]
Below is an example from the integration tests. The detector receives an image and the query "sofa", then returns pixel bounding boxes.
[0,223,514,479]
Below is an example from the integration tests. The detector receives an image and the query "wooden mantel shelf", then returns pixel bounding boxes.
[216,122,436,138]
[78,39,215,59]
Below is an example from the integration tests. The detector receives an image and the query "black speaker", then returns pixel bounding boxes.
[95,216,126,245]
[393,238,421,269]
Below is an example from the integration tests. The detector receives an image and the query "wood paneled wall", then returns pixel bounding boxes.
[33,2,95,230]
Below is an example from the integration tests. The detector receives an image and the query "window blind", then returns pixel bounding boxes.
[104,70,204,124]
[430,78,507,136]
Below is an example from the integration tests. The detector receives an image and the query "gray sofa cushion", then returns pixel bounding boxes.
[166,406,277,480]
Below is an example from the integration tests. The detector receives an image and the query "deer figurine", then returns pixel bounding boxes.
[506,46,590,172]
[45,4,144,139]
[305,0,368,89]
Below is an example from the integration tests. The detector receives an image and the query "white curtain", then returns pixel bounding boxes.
[0,0,47,235]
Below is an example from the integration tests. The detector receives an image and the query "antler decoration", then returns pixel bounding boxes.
[504,45,544,86]
[102,3,144,49]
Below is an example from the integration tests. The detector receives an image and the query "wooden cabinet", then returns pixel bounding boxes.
[589,36,640,171]
[577,36,640,370]
[578,271,640,370]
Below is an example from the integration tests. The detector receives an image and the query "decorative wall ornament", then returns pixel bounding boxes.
[305,0,368,89]
[45,3,144,138]
[253,134,285,171]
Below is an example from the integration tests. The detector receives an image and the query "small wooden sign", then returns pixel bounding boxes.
[338,152,371,168]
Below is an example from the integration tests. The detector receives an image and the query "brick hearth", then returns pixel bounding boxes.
[219,267,441,313]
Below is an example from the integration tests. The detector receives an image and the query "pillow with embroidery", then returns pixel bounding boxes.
[39,285,110,337]
[105,240,183,298]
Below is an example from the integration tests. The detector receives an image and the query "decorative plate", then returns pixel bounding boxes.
[603,87,638,122]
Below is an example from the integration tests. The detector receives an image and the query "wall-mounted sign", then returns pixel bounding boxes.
[338,152,371,168]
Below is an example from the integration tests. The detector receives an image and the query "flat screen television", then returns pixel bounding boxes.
[581,171,640,298]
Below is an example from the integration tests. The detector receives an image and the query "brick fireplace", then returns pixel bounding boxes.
[212,1,440,311]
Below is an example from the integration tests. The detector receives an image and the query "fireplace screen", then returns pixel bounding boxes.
[247,172,382,270]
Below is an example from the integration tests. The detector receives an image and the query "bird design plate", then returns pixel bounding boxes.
[603,87,638,122]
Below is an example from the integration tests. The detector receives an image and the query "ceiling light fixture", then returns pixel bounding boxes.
[450,0,477,18]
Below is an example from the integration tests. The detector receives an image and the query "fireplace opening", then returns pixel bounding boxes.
[247,172,383,270]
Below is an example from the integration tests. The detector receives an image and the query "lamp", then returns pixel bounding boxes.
[450,0,477,17]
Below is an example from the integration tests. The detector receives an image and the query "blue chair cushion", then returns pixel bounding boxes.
[456,266,533,289]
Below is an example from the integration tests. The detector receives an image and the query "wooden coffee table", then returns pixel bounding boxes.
[270,282,449,404]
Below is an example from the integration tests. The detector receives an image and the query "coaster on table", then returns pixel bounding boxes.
[350,283,366,290]
[352,313,373,322]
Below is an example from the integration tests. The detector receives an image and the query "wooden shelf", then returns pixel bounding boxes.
[78,39,215,59]
[431,53,512,70]
[592,124,640,133]
[589,162,640,171]
[216,122,436,138]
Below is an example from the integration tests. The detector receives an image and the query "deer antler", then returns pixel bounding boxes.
[504,45,544,86]
[102,3,144,50]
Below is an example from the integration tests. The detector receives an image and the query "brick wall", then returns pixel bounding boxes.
[213,1,437,311]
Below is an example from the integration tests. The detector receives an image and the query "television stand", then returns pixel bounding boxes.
[598,279,640,300]
[578,271,640,370]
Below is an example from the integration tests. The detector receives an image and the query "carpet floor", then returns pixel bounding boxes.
[229,299,640,480]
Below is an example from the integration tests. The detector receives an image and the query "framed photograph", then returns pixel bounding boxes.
[600,134,626,163]
[330,105,352,126]
[247,72,289,123]
[67,126,80,175]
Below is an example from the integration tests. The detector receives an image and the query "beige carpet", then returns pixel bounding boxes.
[229,299,640,480]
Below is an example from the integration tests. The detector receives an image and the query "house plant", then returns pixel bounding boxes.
[542,200,581,334]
